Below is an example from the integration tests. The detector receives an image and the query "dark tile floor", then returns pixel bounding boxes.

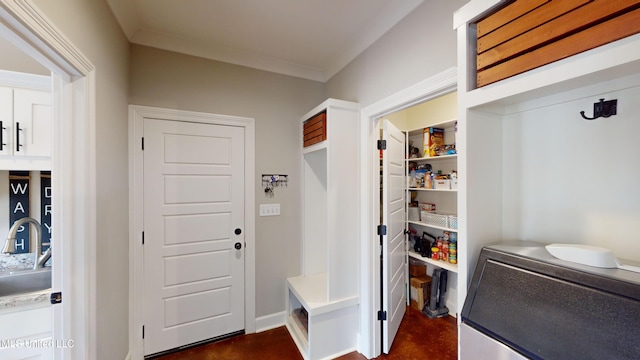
[153,306,457,360]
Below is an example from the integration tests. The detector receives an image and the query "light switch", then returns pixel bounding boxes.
[260,203,280,216]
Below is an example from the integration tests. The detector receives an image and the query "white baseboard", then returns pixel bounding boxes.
[255,311,286,333]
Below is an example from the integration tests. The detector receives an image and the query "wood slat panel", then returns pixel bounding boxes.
[476,0,548,38]
[304,128,325,142]
[303,111,326,147]
[304,136,325,147]
[478,0,590,56]
[478,0,640,71]
[303,119,324,135]
[477,7,640,87]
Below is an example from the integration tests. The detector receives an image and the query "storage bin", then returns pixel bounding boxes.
[410,275,432,311]
[419,203,436,212]
[409,259,427,277]
[448,215,458,230]
[434,179,450,190]
[421,212,448,228]
[408,207,420,221]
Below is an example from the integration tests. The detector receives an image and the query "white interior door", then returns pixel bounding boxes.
[143,118,245,356]
[381,119,406,353]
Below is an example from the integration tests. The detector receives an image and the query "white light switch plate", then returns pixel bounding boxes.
[260,203,280,216]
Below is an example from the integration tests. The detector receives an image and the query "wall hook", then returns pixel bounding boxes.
[261,174,288,197]
[580,98,617,120]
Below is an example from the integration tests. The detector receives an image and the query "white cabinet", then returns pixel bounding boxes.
[286,99,359,360]
[0,304,52,359]
[11,88,52,159]
[0,72,52,170]
[404,118,460,313]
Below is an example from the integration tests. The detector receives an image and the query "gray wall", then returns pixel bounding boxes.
[129,45,326,318]
[327,0,467,106]
[31,0,130,359]
[0,36,49,75]
[19,0,466,356]
[128,0,466,326]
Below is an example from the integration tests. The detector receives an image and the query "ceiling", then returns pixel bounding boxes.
[106,0,423,82]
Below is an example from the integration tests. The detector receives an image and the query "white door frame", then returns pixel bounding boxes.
[128,105,256,360]
[357,67,456,359]
[0,1,96,359]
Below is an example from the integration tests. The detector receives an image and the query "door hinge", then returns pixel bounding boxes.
[142,325,145,339]
[378,310,387,321]
[142,231,144,245]
[377,140,387,150]
[377,224,387,236]
[50,292,62,304]
[141,137,144,150]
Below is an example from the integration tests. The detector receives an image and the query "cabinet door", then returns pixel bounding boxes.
[381,119,407,353]
[13,88,52,157]
[0,87,12,156]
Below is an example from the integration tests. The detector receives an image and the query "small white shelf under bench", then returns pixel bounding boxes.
[286,273,359,360]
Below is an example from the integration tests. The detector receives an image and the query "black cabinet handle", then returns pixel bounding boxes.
[0,120,4,150]
[15,121,21,152]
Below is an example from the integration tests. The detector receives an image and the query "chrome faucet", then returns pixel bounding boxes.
[2,217,51,270]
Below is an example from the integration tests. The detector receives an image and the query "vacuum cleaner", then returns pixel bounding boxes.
[423,268,449,318]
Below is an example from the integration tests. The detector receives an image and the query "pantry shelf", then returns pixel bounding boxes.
[404,118,459,315]
[408,250,458,273]
[408,220,457,232]
[406,154,457,162]
[409,188,457,193]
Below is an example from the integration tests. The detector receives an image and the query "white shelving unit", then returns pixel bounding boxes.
[454,1,640,357]
[404,118,460,314]
[286,99,360,360]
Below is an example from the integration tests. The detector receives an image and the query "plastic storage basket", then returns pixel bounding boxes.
[448,215,458,230]
[421,212,449,228]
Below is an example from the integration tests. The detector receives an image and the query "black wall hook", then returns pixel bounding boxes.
[580,98,617,120]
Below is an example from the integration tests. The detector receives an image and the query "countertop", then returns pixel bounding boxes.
[0,289,50,310]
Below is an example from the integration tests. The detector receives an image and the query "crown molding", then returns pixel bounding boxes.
[0,0,93,76]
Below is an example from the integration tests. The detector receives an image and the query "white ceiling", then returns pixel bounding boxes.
[106,0,423,82]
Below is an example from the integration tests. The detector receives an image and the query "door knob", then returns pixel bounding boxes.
[234,242,242,250]
[234,228,242,235]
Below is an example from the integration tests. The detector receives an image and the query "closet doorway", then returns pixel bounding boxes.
[359,68,457,358]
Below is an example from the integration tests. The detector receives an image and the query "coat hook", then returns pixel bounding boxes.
[580,98,617,120]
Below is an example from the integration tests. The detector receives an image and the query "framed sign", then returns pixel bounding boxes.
[9,171,30,253]
[41,171,51,252]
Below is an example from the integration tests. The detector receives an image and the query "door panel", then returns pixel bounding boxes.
[382,119,407,353]
[143,118,245,356]
[13,88,51,157]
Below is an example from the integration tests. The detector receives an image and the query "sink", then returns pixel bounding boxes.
[0,268,51,297]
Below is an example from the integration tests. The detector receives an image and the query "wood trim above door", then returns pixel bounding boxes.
[128,105,256,360]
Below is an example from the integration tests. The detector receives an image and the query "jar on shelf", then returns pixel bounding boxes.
[431,247,439,261]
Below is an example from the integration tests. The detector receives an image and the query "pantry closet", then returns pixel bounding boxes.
[377,91,459,354]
